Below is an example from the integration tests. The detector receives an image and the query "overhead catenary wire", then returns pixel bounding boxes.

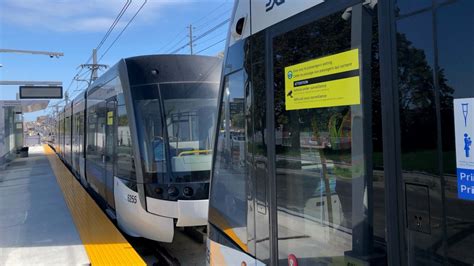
[192,1,229,27]
[169,18,230,54]
[193,18,230,42]
[157,31,185,53]
[156,0,231,54]
[164,35,188,54]
[194,8,232,31]
[96,0,132,51]
[60,0,132,105]
[79,1,132,72]
[195,38,226,54]
[99,0,148,62]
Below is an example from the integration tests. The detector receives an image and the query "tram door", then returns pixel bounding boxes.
[266,2,385,264]
[104,98,117,209]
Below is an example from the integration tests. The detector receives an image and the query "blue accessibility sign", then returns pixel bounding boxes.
[454,98,474,201]
[458,168,474,200]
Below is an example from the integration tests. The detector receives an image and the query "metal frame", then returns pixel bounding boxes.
[377,0,406,264]
[119,60,148,209]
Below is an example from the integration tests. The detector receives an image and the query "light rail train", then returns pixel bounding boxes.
[208,0,378,265]
[55,54,221,242]
[208,0,474,265]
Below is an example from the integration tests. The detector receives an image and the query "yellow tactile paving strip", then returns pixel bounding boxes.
[43,145,146,266]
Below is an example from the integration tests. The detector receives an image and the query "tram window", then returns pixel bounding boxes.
[160,82,219,182]
[133,85,166,180]
[209,70,249,249]
[116,103,136,181]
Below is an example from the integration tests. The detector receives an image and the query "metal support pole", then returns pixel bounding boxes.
[188,24,194,55]
[0,48,64,58]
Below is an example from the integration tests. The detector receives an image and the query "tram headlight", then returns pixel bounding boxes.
[183,187,194,197]
[155,187,163,194]
[168,186,179,197]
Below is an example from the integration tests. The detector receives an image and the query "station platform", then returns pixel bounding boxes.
[0,145,145,265]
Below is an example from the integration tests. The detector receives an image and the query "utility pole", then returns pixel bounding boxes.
[188,24,194,55]
[65,91,69,106]
[92,48,98,81]
[80,49,107,85]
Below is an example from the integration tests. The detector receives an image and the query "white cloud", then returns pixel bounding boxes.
[0,0,174,32]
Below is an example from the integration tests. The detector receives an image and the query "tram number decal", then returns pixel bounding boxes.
[266,0,285,12]
[127,194,137,204]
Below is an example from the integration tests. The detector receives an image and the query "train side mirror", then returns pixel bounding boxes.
[153,137,165,162]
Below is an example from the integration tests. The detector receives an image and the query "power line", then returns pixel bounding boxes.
[196,38,226,54]
[164,35,188,53]
[99,0,148,62]
[195,28,227,47]
[192,1,229,26]
[169,19,229,54]
[194,8,232,31]
[60,0,132,105]
[157,31,185,53]
[96,0,132,51]
[194,19,230,42]
[156,1,231,54]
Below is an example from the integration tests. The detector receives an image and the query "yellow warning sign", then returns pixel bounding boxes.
[284,49,360,110]
[107,111,113,125]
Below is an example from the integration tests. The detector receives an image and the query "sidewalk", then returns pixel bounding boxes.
[0,146,89,265]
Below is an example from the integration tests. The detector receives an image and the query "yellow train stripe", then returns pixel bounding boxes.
[209,207,249,253]
[44,145,146,266]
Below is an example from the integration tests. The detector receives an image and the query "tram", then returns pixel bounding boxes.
[209,0,474,265]
[56,55,222,242]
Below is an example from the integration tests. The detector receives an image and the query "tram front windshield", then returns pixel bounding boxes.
[135,82,219,183]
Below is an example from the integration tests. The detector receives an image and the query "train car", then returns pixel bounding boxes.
[209,0,474,266]
[56,54,222,242]
[208,1,378,265]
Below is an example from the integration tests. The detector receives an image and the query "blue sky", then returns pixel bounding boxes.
[0,0,233,121]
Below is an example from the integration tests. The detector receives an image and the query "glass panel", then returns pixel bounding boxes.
[209,71,249,250]
[396,0,432,16]
[85,96,107,194]
[397,10,445,265]
[272,6,386,265]
[133,83,219,184]
[116,103,136,181]
[160,83,219,182]
[64,116,71,162]
[437,1,474,264]
[251,36,270,262]
[132,84,166,184]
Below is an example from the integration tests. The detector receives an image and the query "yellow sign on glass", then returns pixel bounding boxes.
[107,111,113,125]
[284,49,360,110]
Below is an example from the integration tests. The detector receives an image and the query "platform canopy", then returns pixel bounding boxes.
[0,100,49,113]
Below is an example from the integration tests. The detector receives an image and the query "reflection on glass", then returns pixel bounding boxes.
[116,104,135,180]
[161,83,218,176]
[272,8,386,265]
[396,0,432,16]
[396,8,444,266]
[209,71,249,249]
[437,1,474,264]
[134,83,218,183]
